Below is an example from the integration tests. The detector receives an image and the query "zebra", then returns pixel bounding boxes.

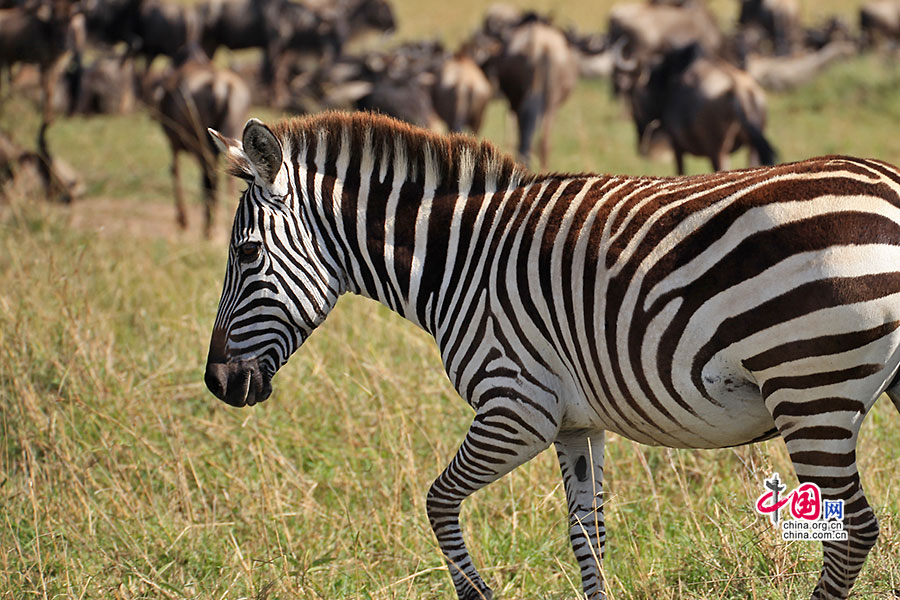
[204,111,900,600]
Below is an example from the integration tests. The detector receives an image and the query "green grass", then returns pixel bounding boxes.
[3,3,900,598]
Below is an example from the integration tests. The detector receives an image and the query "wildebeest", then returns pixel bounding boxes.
[608,0,724,95]
[623,43,777,173]
[803,15,855,50]
[608,1,724,59]
[0,125,83,202]
[0,0,82,123]
[478,14,579,167]
[198,0,395,107]
[738,0,801,56]
[432,49,493,133]
[860,0,900,49]
[308,40,444,128]
[155,46,250,237]
[63,54,137,115]
[268,0,396,106]
[81,0,141,48]
[133,0,201,68]
[565,29,614,79]
[198,0,266,57]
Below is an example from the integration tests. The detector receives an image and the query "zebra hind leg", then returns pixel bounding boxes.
[427,399,560,600]
[554,431,607,600]
[767,393,879,599]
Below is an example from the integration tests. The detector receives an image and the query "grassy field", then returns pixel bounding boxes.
[3,1,900,598]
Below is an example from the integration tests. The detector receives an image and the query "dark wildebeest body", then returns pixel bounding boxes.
[627,44,777,173]
[81,0,141,48]
[199,0,267,56]
[0,0,81,123]
[860,0,900,48]
[738,0,801,56]
[608,1,723,56]
[199,0,394,106]
[64,54,136,115]
[134,0,201,67]
[314,40,443,128]
[157,51,249,236]
[432,51,493,133]
[265,0,395,106]
[607,1,724,97]
[480,16,579,167]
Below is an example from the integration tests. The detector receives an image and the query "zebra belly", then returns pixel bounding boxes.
[566,377,775,449]
[560,350,776,449]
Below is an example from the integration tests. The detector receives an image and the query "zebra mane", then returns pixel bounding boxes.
[269,111,534,192]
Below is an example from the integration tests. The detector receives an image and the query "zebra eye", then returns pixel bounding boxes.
[237,241,261,263]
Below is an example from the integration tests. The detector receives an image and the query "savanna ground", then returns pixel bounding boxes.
[3,1,900,598]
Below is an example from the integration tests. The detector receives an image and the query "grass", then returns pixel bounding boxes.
[3,2,900,598]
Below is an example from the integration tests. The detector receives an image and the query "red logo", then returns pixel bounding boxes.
[789,484,821,521]
[755,474,824,523]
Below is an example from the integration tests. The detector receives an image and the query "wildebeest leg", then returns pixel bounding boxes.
[171,150,188,229]
[674,148,686,175]
[887,387,900,414]
[39,59,63,126]
[719,153,731,172]
[201,159,217,239]
[537,107,556,170]
[709,150,724,172]
[427,396,559,600]
[35,121,70,203]
[515,94,544,167]
[555,431,607,600]
[748,146,761,168]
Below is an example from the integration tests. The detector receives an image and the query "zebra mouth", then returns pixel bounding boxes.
[205,358,273,408]
[243,365,273,407]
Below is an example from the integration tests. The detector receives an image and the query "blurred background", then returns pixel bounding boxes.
[2,1,900,599]
[1,0,898,239]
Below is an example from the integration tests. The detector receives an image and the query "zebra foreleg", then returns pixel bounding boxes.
[554,431,607,600]
[427,400,559,600]
[768,399,878,599]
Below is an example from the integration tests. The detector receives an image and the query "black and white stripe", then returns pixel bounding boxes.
[205,112,900,600]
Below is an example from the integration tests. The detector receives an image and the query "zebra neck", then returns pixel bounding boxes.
[325,163,523,338]
[286,112,531,335]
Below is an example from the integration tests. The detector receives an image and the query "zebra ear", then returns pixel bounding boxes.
[208,128,254,181]
[242,119,283,186]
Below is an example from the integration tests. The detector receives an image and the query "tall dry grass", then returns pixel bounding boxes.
[2,1,900,598]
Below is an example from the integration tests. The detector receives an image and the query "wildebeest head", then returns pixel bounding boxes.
[351,0,395,34]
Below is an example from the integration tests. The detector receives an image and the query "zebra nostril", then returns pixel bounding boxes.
[205,362,229,400]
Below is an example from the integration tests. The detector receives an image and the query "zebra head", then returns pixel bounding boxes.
[203,119,342,407]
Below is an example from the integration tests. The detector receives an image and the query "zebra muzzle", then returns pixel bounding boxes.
[204,357,272,407]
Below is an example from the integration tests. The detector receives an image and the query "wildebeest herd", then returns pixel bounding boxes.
[0,0,898,234]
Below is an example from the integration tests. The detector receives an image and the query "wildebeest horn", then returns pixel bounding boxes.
[612,38,638,72]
